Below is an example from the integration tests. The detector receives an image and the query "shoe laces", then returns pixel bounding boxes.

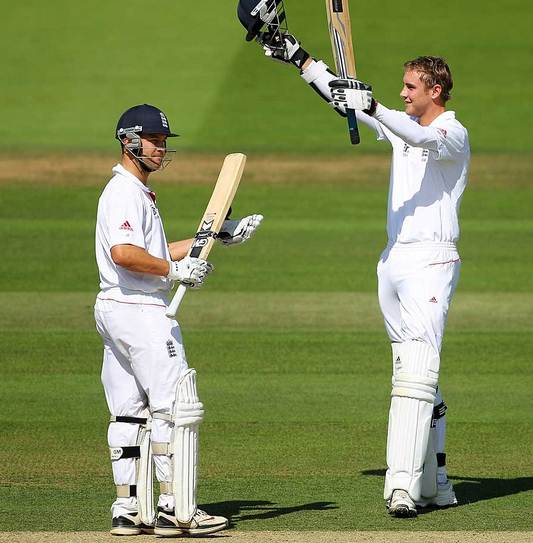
[194,509,211,519]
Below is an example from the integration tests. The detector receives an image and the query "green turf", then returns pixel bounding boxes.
[2,0,533,153]
[1,163,532,532]
[1,177,532,293]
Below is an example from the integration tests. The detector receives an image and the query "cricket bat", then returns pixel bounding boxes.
[325,0,360,144]
[165,153,247,318]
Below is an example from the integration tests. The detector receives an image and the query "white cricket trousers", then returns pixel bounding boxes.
[94,296,188,515]
[377,242,461,499]
[377,242,461,353]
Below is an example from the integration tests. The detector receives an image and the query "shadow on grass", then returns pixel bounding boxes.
[201,500,338,527]
[451,475,533,505]
[361,468,533,509]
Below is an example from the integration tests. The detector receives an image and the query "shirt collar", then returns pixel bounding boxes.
[112,163,152,193]
[429,110,456,125]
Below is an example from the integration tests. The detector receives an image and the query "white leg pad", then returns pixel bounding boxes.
[384,340,439,502]
[137,412,155,525]
[420,425,438,499]
[172,369,204,523]
[109,411,155,525]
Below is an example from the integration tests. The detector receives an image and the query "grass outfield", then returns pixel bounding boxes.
[0,154,532,532]
[3,0,533,153]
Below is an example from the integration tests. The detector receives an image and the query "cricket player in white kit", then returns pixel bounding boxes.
[242,4,468,518]
[94,104,262,536]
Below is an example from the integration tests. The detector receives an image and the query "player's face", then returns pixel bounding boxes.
[141,134,167,169]
[400,70,438,117]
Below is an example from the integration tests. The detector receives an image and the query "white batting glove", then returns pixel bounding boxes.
[329,78,373,111]
[218,214,264,246]
[262,33,310,69]
[167,256,213,288]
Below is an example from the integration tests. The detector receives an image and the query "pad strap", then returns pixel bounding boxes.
[152,442,172,456]
[110,446,141,460]
[160,482,172,494]
[152,412,173,422]
[116,484,137,498]
[433,401,447,420]
[110,415,148,425]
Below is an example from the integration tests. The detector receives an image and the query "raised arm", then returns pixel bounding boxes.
[371,104,440,150]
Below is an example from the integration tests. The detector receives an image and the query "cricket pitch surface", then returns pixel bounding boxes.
[1,532,532,543]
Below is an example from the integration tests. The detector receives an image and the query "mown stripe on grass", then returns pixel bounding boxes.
[1,292,532,332]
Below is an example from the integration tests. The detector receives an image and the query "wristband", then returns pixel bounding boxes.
[290,47,310,70]
[363,98,378,117]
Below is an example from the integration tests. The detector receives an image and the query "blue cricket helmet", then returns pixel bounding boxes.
[115,104,179,140]
[237,0,284,41]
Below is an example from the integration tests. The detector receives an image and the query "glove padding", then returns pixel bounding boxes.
[218,214,264,245]
[167,256,213,288]
[329,78,373,111]
[261,33,310,69]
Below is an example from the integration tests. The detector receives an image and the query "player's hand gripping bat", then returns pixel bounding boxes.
[165,153,247,318]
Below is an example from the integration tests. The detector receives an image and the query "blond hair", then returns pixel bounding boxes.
[404,56,453,103]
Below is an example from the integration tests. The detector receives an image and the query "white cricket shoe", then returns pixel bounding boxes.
[417,480,458,508]
[110,512,154,536]
[154,508,228,537]
[387,490,417,518]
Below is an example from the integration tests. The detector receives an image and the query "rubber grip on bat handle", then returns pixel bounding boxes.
[347,109,360,144]
[165,283,187,318]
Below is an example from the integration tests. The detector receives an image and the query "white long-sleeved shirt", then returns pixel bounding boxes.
[301,60,470,244]
[360,104,470,244]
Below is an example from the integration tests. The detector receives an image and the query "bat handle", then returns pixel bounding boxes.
[165,283,187,318]
[347,108,360,145]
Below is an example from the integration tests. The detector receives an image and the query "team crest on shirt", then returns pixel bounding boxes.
[150,204,160,219]
[402,144,430,163]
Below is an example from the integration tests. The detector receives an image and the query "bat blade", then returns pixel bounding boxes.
[325,0,360,144]
[165,153,247,318]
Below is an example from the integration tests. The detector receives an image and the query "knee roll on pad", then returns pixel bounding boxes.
[392,340,440,400]
[392,373,437,403]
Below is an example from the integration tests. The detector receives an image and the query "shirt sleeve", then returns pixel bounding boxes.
[431,120,468,161]
[106,186,147,250]
[355,110,389,141]
[372,104,466,160]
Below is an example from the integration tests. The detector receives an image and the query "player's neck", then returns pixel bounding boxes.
[121,156,149,185]
[419,104,446,126]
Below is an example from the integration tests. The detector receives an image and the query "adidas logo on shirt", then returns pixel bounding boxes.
[119,221,133,231]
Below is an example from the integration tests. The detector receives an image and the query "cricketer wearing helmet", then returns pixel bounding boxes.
[94,104,263,536]
[238,1,467,518]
